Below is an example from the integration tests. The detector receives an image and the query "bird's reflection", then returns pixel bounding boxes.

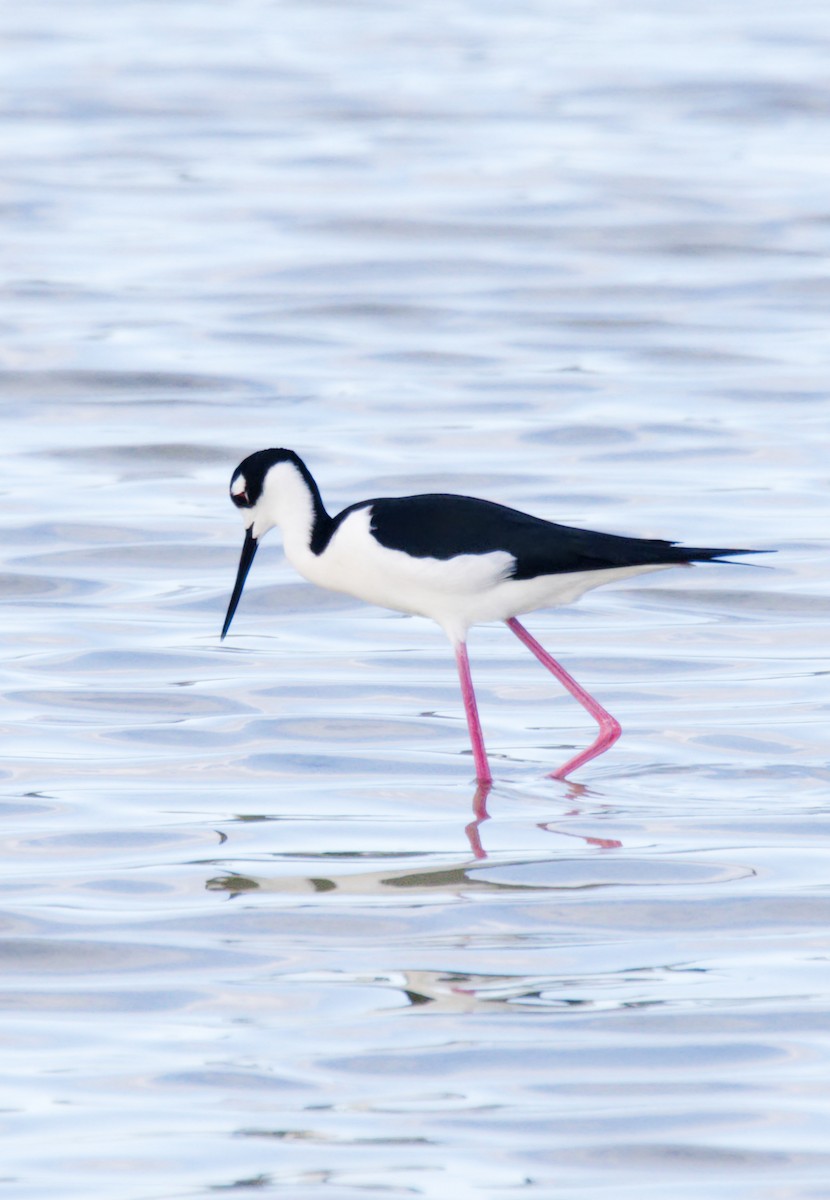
[463,777,622,860]
[537,819,623,851]
[464,784,491,860]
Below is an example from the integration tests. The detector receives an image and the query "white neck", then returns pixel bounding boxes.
[256,460,330,571]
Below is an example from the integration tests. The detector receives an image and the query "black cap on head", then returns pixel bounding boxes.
[229,448,302,509]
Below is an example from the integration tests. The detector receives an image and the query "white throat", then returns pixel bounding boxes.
[253,461,324,565]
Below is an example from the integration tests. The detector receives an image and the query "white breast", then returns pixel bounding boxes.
[284,507,507,628]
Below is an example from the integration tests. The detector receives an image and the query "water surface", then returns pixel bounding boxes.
[2,2,829,1197]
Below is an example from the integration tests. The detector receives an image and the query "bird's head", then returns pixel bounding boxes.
[221,448,307,639]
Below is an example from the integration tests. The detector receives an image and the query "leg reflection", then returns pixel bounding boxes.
[464,783,491,860]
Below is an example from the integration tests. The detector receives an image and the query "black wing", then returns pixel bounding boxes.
[355,493,757,581]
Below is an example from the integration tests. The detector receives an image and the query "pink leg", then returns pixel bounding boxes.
[506,617,622,779]
[454,641,492,785]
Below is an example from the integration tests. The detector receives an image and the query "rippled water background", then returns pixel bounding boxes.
[3,2,830,1197]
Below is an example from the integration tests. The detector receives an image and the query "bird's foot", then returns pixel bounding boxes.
[548,717,622,780]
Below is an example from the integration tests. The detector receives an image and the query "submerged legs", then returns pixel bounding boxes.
[506,617,622,779]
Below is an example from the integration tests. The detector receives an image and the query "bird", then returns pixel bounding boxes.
[221,448,759,783]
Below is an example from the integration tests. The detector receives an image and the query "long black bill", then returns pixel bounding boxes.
[221,527,258,640]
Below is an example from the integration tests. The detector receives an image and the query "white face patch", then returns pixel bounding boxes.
[231,475,247,498]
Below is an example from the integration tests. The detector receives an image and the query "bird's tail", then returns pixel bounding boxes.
[679,547,767,564]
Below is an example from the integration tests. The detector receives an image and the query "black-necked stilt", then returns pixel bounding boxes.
[221,448,759,782]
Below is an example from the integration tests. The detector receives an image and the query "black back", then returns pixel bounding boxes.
[325,492,755,579]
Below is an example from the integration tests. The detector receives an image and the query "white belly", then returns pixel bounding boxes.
[283,508,672,643]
